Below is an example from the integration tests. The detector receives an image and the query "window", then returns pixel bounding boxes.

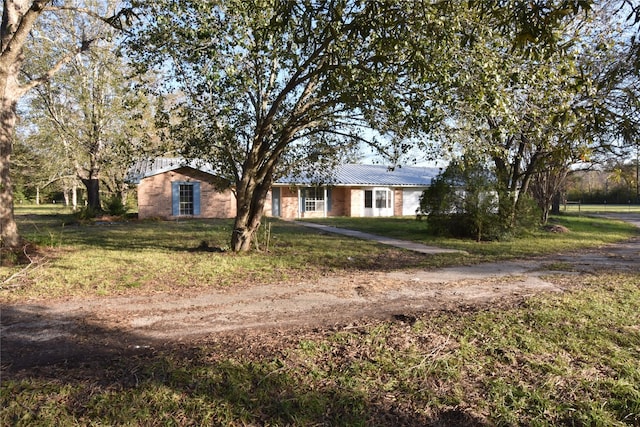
[364,190,373,208]
[365,189,391,210]
[179,183,194,215]
[303,187,325,212]
[375,189,391,209]
[171,181,201,216]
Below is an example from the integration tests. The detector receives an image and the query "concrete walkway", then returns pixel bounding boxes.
[296,221,464,254]
[593,213,640,229]
[298,213,640,256]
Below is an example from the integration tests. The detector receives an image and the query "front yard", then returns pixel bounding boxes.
[1,207,639,426]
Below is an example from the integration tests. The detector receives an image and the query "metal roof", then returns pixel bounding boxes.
[127,158,439,187]
[276,164,439,187]
[126,158,220,184]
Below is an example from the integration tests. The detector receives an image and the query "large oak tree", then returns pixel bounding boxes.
[28,37,159,212]
[127,0,456,251]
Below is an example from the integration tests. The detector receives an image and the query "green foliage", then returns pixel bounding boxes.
[74,206,102,221]
[104,196,128,217]
[124,1,637,251]
[471,0,594,56]
[512,193,543,231]
[419,158,506,241]
[433,2,638,234]
[125,0,465,250]
[22,11,162,218]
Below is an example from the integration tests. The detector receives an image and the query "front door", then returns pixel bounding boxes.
[363,188,393,217]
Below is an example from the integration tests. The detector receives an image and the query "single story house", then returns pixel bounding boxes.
[127,158,439,220]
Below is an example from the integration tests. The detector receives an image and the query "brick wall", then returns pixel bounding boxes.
[266,186,351,219]
[329,187,348,216]
[279,187,299,219]
[137,167,236,219]
[394,188,403,216]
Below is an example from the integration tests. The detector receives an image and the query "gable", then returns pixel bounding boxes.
[126,158,223,184]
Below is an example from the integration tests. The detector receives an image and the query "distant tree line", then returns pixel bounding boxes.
[566,163,639,204]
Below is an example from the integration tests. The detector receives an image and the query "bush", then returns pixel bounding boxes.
[104,196,128,216]
[74,206,101,220]
[513,194,542,230]
[418,158,529,241]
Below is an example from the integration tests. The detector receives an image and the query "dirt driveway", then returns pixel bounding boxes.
[2,214,639,371]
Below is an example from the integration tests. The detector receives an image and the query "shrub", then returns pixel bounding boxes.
[104,196,128,216]
[418,157,520,241]
[74,206,101,220]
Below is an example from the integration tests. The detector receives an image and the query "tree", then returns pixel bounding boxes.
[28,34,158,213]
[127,0,456,251]
[0,1,133,249]
[534,2,640,214]
[418,156,502,242]
[530,157,572,223]
[430,2,638,228]
[12,125,78,205]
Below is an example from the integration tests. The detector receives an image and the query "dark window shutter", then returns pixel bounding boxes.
[171,182,180,215]
[193,182,201,215]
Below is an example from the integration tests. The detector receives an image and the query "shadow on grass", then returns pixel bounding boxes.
[1,305,486,426]
[16,215,452,273]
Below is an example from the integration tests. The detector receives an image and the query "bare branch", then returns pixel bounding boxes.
[17,39,93,96]
[44,5,138,32]
[0,246,48,289]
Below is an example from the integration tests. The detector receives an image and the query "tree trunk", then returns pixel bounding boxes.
[231,191,268,252]
[2,0,72,248]
[551,192,561,215]
[72,181,77,210]
[81,178,101,211]
[1,0,50,249]
[231,170,272,252]
[119,187,128,207]
[541,205,550,225]
[0,95,21,249]
[231,209,262,252]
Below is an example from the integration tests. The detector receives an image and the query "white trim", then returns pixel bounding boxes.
[323,187,328,217]
[364,187,393,217]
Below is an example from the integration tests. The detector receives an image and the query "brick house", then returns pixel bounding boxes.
[128,159,438,220]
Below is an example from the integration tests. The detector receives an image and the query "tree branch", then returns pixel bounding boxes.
[17,38,94,97]
[0,245,48,289]
[1,1,48,61]
[45,5,137,32]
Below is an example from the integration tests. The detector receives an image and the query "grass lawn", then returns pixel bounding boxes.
[562,203,640,214]
[302,213,639,260]
[1,206,639,425]
[0,206,637,301]
[0,206,638,301]
[2,272,638,426]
